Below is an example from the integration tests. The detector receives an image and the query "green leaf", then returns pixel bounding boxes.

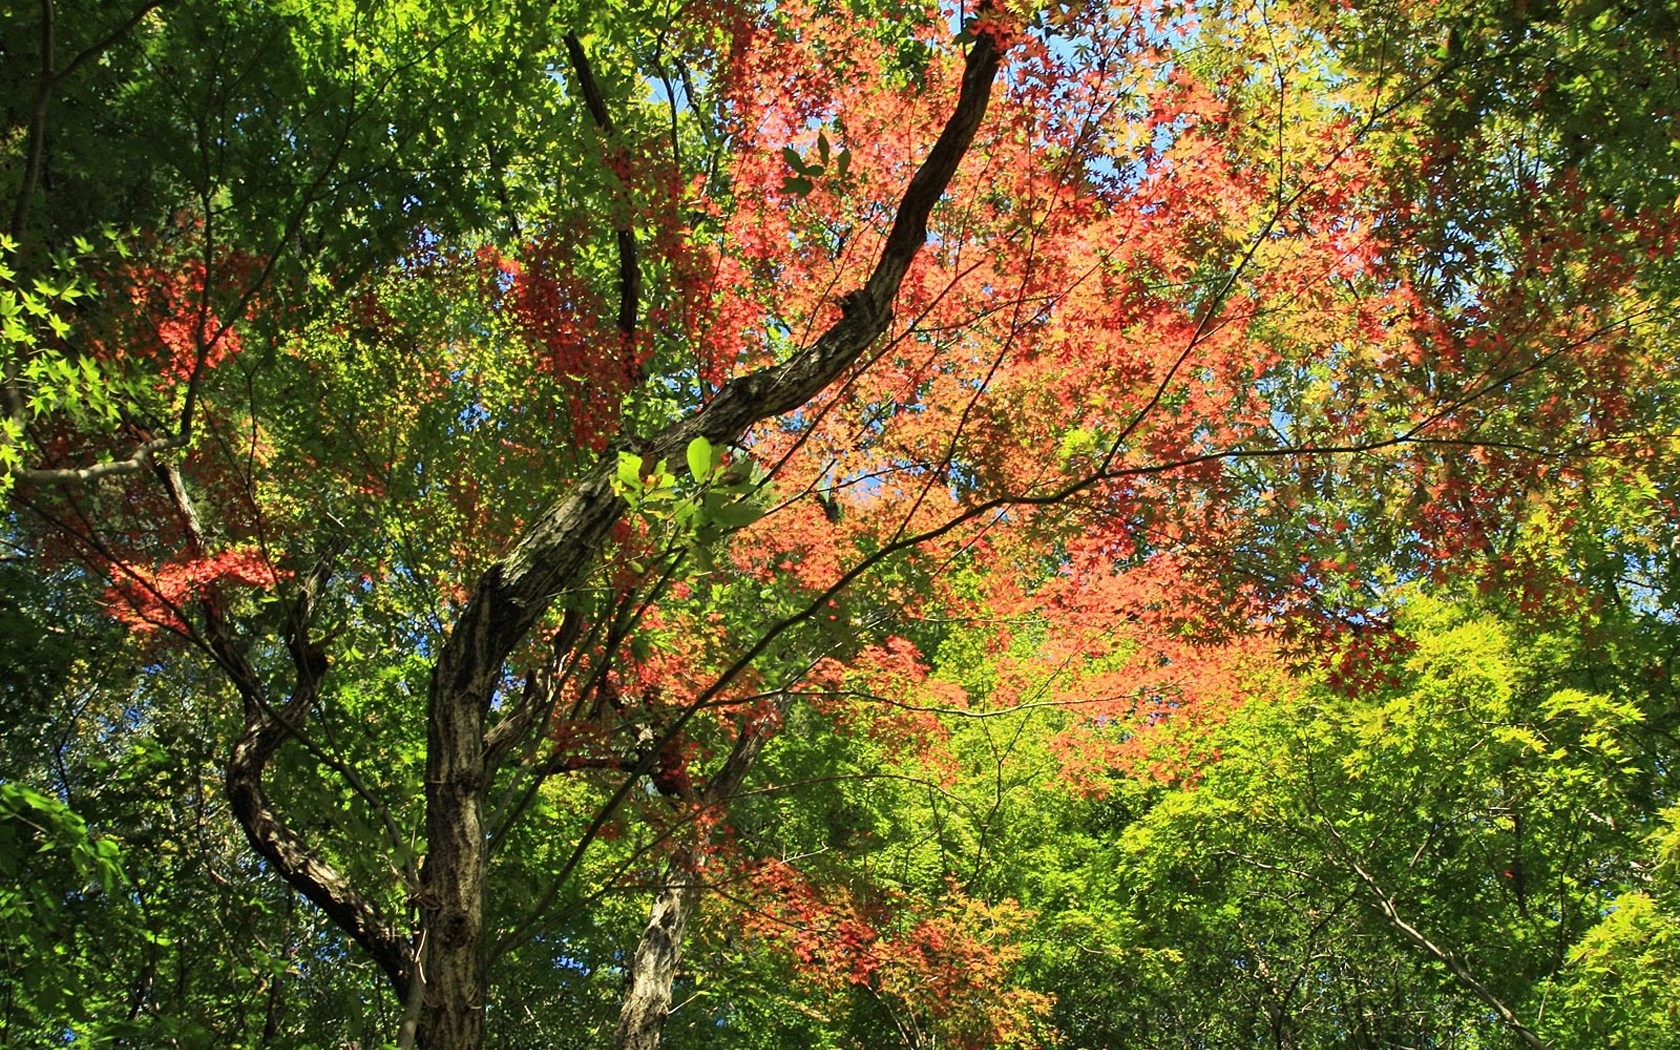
[710,499,764,528]
[686,436,715,482]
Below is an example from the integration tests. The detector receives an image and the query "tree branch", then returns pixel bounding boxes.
[432,30,1003,714]
[221,570,413,999]
[1344,856,1552,1050]
[8,0,57,242]
[480,605,583,770]
[16,433,188,484]
[8,0,170,240]
[563,32,641,349]
[152,468,410,998]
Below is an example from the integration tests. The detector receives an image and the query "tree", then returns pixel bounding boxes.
[3,0,1677,1047]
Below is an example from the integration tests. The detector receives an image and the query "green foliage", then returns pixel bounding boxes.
[0,231,137,491]
[1330,0,1680,302]
[697,572,1678,1049]
[1549,885,1680,1048]
[0,783,129,1037]
[995,591,1678,1048]
[612,446,768,572]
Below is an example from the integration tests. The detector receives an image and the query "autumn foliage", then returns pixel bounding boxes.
[3,0,1679,1046]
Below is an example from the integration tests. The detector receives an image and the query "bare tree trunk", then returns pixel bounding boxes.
[614,846,704,1050]
[415,658,492,1049]
[614,720,769,1050]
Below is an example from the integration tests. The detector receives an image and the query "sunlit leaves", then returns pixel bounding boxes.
[0,232,140,492]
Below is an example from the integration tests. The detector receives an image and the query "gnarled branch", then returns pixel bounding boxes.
[154,467,409,998]
[434,29,1003,711]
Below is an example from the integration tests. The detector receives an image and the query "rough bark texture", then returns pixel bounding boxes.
[613,719,770,1050]
[227,711,410,997]
[414,673,491,1048]
[198,480,411,999]
[615,847,705,1050]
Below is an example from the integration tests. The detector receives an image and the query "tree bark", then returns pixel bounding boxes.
[414,656,492,1049]
[206,491,411,1000]
[614,721,769,1050]
[615,847,704,1050]
[227,705,411,998]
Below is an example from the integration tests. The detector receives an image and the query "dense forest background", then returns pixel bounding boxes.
[3,0,1678,1047]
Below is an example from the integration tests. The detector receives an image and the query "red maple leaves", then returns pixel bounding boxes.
[108,548,282,636]
[735,863,1049,1048]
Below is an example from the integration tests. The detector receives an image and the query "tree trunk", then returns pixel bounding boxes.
[614,724,767,1050]
[416,672,490,1049]
[384,29,1000,1047]
[615,847,703,1050]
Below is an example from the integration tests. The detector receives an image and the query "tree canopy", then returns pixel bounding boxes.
[3,0,1678,1047]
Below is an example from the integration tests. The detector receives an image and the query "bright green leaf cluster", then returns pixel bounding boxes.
[0,231,137,494]
[611,438,767,572]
